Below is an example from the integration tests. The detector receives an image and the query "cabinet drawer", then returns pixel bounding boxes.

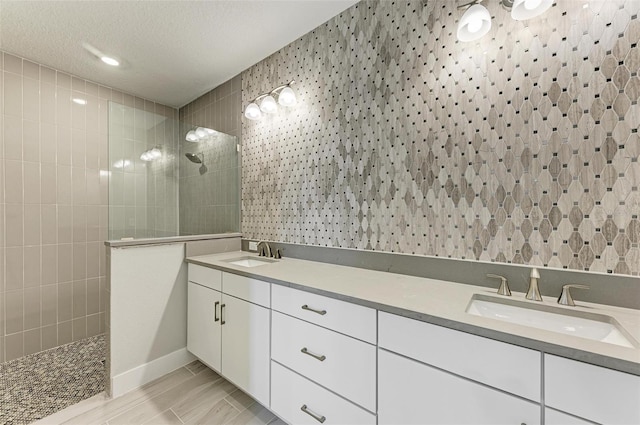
[188,264,222,291]
[379,311,540,401]
[272,285,376,343]
[222,272,270,308]
[545,354,640,425]
[545,408,596,425]
[378,349,540,425]
[271,361,376,425]
[272,311,376,411]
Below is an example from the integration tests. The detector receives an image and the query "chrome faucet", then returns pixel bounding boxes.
[257,241,272,258]
[486,274,511,296]
[526,268,542,301]
[558,284,590,306]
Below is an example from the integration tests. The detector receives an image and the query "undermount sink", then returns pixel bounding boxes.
[223,256,277,268]
[466,294,637,348]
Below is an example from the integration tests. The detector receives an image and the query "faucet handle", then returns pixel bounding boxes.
[558,284,590,307]
[486,274,511,296]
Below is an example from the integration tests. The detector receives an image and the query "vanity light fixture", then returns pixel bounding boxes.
[185,127,216,142]
[457,4,492,42]
[244,81,297,121]
[511,0,553,20]
[140,147,162,162]
[457,0,554,42]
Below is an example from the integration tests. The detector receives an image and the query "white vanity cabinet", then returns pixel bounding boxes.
[545,354,640,425]
[378,312,540,425]
[270,285,377,425]
[187,265,271,407]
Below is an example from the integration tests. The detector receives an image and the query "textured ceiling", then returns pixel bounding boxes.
[0,0,358,107]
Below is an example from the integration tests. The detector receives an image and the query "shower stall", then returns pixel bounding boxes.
[108,102,240,239]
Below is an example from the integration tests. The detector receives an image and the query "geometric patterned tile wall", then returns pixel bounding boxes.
[242,0,640,276]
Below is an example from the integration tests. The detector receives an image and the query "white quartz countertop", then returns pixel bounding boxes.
[187,251,640,375]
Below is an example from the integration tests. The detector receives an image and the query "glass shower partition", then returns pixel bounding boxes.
[108,102,179,239]
[108,102,240,239]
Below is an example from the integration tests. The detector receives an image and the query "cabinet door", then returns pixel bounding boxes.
[221,294,270,407]
[378,349,540,425]
[187,282,222,371]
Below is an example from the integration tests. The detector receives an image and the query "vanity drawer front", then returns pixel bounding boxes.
[221,272,270,308]
[272,311,376,411]
[379,311,540,402]
[188,264,222,291]
[272,284,376,344]
[545,354,640,425]
[271,361,376,425]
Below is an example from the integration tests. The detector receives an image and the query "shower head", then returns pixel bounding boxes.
[185,153,203,164]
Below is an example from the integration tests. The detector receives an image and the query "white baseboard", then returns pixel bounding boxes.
[110,348,196,398]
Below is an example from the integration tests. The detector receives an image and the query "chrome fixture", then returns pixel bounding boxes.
[526,268,542,301]
[457,0,554,42]
[185,126,216,143]
[486,274,511,296]
[558,284,590,307]
[257,241,272,258]
[244,81,297,121]
[185,152,204,164]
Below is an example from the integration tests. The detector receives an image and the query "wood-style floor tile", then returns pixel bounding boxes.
[226,403,276,425]
[182,399,240,425]
[224,389,256,412]
[142,408,184,425]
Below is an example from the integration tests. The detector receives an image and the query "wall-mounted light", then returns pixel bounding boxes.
[185,127,216,142]
[140,147,162,162]
[511,0,553,20]
[244,81,297,121]
[457,0,554,42]
[457,4,492,42]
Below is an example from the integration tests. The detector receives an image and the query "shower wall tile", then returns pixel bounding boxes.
[241,0,640,277]
[178,75,241,236]
[0,50,178,363]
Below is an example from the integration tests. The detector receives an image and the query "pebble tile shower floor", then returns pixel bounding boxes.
[0,335,105,425]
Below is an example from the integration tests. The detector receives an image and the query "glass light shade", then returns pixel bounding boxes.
[150,148,162,159]
[244,102,262,120]
[195,127,208,139]
[260,95,278,114]
[278,86,297,107]
[186,130,199,142]
[511,0,553,20]
[457,4,492,42]
[140,152,152,161]
[204,127,216,135]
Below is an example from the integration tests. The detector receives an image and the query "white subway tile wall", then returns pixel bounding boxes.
[0,51,177,363]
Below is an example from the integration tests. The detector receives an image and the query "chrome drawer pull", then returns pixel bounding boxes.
[301,304,327,315]
[301,347,326,362]
[300,404,326,423]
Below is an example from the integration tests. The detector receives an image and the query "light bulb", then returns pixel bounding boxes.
[467,18,483,34]
[511,0,553,20]
[524,0,542,10]
[278,86,297,107]
[195,127,208,139]
[150,148,162,159]
[185,130,199,142]
[244,102,262,120]
[457,4,492,42]
[260,95,278,114]
[101,56,120,66]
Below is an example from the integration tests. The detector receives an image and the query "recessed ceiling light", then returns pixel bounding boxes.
[72,98,87,105]
[101,56,120,67]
